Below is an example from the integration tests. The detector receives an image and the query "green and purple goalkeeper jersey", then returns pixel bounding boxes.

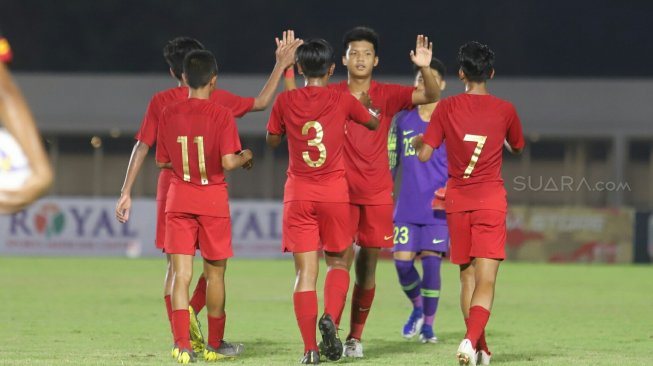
[389,108,448,225]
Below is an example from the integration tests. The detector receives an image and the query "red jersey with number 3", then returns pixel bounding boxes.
[423,93,525,213]
[135,86,253,201]
[328,80,414,205]
[156,98,242,217]
[267,86,372,203]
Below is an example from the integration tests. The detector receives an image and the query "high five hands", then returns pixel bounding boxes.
[410,34,433,68]
[275,30,303,69]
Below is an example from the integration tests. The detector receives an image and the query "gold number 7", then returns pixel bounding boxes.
[463,134,487,178]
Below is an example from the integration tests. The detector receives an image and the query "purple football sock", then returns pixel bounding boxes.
[421,255,442,327]
[394,259,423,309]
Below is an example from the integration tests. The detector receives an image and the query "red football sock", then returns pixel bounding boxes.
[164,295,174,337]
[164,295,173,321]
[478,330,490,354]
[171,309,191,350]
[189,276,207,314]
[207,313,226,350]
[347,285,375,341]
[466,316,490,353]
[324,268,350,327]
[465,306,491,347]
[294,291,318,353]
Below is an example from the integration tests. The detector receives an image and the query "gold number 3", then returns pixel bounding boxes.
[302,121,327,168]
[176,136,209,184]
[463,134,487,178]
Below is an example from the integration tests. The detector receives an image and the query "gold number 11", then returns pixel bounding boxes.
[176,136,208,185]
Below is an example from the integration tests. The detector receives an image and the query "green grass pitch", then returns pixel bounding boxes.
[0,257,651,365]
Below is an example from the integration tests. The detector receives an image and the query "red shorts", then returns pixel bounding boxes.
[155,199,166,250]
[165,212,233,261]
[350,203,394,248]
[282,201,352,253]
[447,210,506,265]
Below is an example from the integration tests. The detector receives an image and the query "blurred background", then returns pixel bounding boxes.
[1,0,651,263]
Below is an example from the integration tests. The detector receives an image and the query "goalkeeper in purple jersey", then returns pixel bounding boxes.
[388,58,448,343]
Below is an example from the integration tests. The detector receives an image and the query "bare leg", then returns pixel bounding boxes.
[171,254,194,310]
[470,258,500,311]
[355,247,380,289]
[164,253,174,296]
[459,262,475,319]
[294,251,320,292]
[203,259,227,318]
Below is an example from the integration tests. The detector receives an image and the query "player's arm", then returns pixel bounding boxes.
[222,150,253,171]
[251,30,303,111]
[504,139,523,155]
[116,141,150,223]
[0,62,53,214]
[505,104,525,155]
[265,95,286,148]
[154,117,172,169]
[413,134,434,162]
[415,100,446,162]
[266,132,284,148]
[355,92,380,130]
[410,35,440,105]
[155,160,172,169]
[116,95,161,223]
[283,67,297,91]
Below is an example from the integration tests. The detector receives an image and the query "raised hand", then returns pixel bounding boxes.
[275,30,304,69]
[410,35,433,68]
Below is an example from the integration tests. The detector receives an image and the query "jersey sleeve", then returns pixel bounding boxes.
[155,110,170,163]
[266,96,286,135]
[345,93,373,124]
[134,95,160,147]
[423,99,446,149]
[383,84,415,116]
[212,89,255,118]
[505,104,525,150]
[219,111,242,157]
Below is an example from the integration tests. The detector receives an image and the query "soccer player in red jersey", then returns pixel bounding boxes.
[156,50,253,363]
[0,30,53,213]
[115,33,301,352]
[414,41,525,366]
[327,27,441,357]
[267,39,379,364]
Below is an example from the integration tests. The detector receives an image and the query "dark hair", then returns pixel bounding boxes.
[163,37,205,80]
[414,57,447,78]
[183,50,218,89]
[343,26,379,54]
[296,39,334,78]
[458,41,495,82]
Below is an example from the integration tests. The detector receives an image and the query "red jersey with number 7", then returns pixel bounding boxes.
[267,86,372,203]
[156,98,242,217]
[423,93,525,213]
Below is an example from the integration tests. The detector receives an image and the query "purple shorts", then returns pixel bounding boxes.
[392,222,449,254]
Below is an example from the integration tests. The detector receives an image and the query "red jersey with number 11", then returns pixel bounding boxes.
[423,93,525,213]
[267,86,372,203]
[156,98,242,217]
